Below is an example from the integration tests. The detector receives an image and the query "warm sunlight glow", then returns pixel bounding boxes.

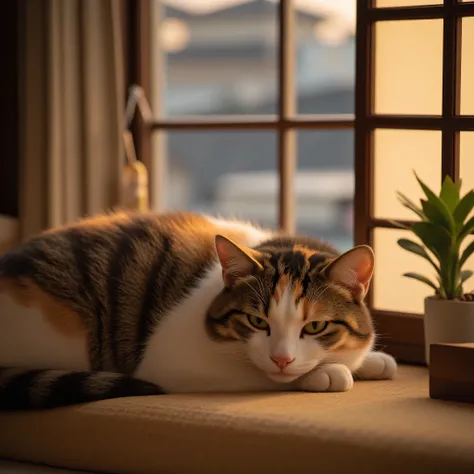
[159,18,190,53]
[163,0,356,30]
[373,228,434,314]
[375,19,443,115]
[376,0,441,6]
[373,130,442,220]
[313,16,352,46]
[461,17,474,115]
[462,237,474,294]
[163,0,248,14]
[460,133,474,205]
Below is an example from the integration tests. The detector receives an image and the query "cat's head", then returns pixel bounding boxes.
[206,235,375,383]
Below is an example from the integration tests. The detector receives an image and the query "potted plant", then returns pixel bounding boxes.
[395,173,474,364]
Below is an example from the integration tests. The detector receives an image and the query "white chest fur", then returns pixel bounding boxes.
[136,219,281,393]
[136,264,280,393]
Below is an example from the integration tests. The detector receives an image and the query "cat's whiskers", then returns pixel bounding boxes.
[0,210,382,410]
[241,278,265,306]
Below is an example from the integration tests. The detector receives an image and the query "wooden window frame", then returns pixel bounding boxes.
[356,0,474,365]
[128,0,355,232]
[128,0,474,366]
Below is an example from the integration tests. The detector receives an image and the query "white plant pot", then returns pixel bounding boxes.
[424,296,474,364]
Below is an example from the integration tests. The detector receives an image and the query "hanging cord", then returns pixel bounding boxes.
[124,85,153,133]
[120,85,153,211]
[109,0,154,212]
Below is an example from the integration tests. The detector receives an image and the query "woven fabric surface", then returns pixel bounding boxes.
[1,366,473,474]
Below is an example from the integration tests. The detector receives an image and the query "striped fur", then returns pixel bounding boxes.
[0,211,396,410]
[0,368,162,410]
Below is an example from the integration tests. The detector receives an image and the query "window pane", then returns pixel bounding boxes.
[374,20,443,115]
[373,228,434,314]
[155,131,278,229]
[461,17,474,115]
[457,133,473,294]
[460,133,474,207]
[296,1,355,114]
[296,131,354,252]
[373,130,442,220]
[376,0,441,5]
[461,236,474,295]
[152,1,277,116]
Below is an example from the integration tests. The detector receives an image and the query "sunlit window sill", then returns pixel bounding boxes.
[1,365,474,474]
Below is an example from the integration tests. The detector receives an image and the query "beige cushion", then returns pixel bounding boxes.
[1,366,473,474]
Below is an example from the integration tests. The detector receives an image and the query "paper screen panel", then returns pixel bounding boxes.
[461,236,474,295]
[374,20,443,115]
[372,228,436,314]
[460,133,474,205]
[373,129,442,220]
[461,17,474,115]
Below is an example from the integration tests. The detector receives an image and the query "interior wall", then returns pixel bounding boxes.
[0,0,20,219]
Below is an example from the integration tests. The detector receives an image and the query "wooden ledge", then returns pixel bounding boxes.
[430,343,474,404]
[1,366,474,474]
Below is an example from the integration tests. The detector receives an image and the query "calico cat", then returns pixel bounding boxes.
[0,211,396,410]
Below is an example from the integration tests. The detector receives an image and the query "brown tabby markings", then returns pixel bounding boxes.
[273,277,324,323]
[207,238,374,354]
[0,213,231,374]
[1,212,253,374]
[274,274,290,305]
[41,211,131,234]
[0,211,380,411]
[1,211,373,380]
[293,245,315,258]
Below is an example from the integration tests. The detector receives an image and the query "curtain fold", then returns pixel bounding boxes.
[19,0,125,239]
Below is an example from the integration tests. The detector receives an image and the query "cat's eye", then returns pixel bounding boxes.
[302,321,328,335]
[247,315,269,330]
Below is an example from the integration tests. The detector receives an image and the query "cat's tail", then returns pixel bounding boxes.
[0,367,164,410]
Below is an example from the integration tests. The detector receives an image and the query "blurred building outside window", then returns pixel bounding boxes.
[151,0,356,251]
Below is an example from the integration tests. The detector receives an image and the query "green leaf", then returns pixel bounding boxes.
[397,238,440,273]
[396,191,426,220]
[410,222,452,261]
[421,199,453,233]
[402,272,438,291]
[456,270,474,297]
[453,190,474,227]
[458,215,474,243]
[414,172,455,234]
[439,175,460,213]
[460,240,474,268]
[460,270,473,284]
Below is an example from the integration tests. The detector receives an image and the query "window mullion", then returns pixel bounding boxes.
[278,0,296,234]
[150,0,167,211]
[441,0,461,181]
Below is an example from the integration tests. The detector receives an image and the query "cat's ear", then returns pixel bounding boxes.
[215,235,263,288]
[324,245,374,300]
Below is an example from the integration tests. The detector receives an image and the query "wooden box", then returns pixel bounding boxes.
[429,342,474,404]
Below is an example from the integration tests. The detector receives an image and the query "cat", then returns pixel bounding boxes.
[0,211,396,410]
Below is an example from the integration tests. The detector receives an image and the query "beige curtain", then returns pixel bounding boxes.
[19,0,125,239]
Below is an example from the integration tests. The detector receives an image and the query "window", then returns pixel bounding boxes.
[146,0,356,252]
[356,0,474,364]
[130,0,474,366]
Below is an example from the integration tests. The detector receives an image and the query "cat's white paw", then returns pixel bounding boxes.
[298,363,354,392]
[355,351,397,380]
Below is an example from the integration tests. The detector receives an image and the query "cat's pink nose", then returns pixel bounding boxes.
[270,356,295,369]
